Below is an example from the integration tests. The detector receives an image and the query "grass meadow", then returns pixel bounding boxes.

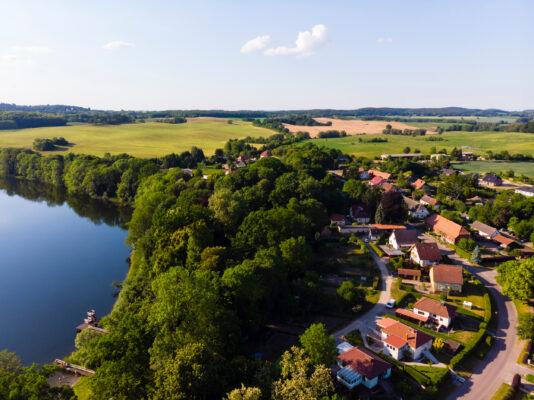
[453,161,534,177]
[0,117,272,158]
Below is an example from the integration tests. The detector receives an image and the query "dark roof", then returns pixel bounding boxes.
[516,186,534,194]
[330,214,346,222]
[431,264,463,285]
[481,174,502,184]
[412,242,442,262]
[350,204,371,219]
[413,297,457,318]
[336,346,392,380]
[440,169,456,176]
[392,229,419,246]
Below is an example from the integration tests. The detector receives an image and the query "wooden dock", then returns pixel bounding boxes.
[53,359,95,377]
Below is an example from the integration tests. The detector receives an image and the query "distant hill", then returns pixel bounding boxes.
[0,103,90,114]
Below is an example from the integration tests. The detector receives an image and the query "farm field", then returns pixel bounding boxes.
[453,161,534,177]
[282,117,432,137]
[0,117,271,158]
[307,130,534,159]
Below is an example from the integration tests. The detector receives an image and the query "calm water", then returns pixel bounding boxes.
[0,178,131,365]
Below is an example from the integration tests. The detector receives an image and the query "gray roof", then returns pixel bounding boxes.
[516,186,534,194]
[470,221,497,236]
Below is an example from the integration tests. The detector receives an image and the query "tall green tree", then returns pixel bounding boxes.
[299,323,337,367]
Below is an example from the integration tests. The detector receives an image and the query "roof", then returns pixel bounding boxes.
[391,229,419,246]
[412,179,426,190]
[380,181,398,192]
[384,335,408,349]
[413,297,457,318]
[336,346,392,380]
[431,264,463,285]
[403,196,419,211]
[426,214,470,241]
[420,195,439,206]
[368,169,392,180]
[411,242,442,262]
[470,221,498,236]
[369,176,384,185]
[481,174,502,184]
[493,234,515,246]
[350,204,371,219]
[337,341,354,354]
[397,268,422,277]
[330,213,346,222]
[395,308,429,322]
[260,150,271,157]
[440,169,456,176]
[373,224,406,230]
[515,186,534,194]
[377,318,399,329]
[381,320,433,350]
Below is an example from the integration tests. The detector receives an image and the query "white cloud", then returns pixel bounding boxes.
[241,35,270,53]
[377,37,393,43]
[102,41,134,51]
[264,24,327,56]
[11,46,53,54]
[0,55,31,66]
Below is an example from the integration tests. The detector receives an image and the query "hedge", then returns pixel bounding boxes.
[450,327,487,369]
[379,352,449,387]
[526,374,534,384]
[369,242,386,257]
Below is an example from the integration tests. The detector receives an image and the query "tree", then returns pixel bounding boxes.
[209,188,248,234]
[380,191,407,223]
[224,385,261,400]
[299,323,337,367]
[517,313,534,340]
[497,258,534,302]
[403,146,411,154]
[471,245,482,264]
[0,349,22,373]
[374,202,385,224]
[272,346,334,400]
[337,281,366,309]
[433,338,444,354]
[279,236,312,276]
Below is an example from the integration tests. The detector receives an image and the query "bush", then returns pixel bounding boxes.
[344,330,363,347]
[485,335,494,347]
[369,242,385,257]
[511,374,520,389]
[522,353,529,364]
[526,374,534,384]
[526,341,533,354]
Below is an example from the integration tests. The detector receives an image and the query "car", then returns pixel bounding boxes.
[386,299,396,309]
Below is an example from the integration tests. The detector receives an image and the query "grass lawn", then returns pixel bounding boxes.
[453,161,534,177]
[73,377,92,400]
[0,117,273,158]
[448,330,478,344]
[427,282,487,317]
[490,383,514,400]
[306,130,534,158]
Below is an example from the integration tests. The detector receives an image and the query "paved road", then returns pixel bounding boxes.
[333,249,392,340]
[422,237,524,400]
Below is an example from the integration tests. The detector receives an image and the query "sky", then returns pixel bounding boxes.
[0,0,533,111]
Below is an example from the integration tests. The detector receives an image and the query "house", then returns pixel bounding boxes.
[397,268,422,280]
[413,297,457,328]
[470,221,498,239]
[260,150,271,158]
[350,204,371,224]
[330,214,347,226]
[420,195,440,209]
[379,181,398,193]
[515,186,534,197]
[493,234,516,249]
[389,229,419,250]
[378,319,433,361]
[466,196,487,206]
[335,345,392,390]
[380,153,421,160]
[403,196,430,219]
[368,169,392,180]
[439,168,456,176]
[369,176,384,186]
[359,168,370,180]
[412,179,426,190]
[429,264,463,293]
[410,242,442,267]
[431,154,451,160]
[462,151,475,160]
[236,155,249,163]
[426,214,470,245]
[479,173,502,187]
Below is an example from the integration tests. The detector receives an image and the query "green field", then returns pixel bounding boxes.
[453,161,534,177]
[0,118,272,158]
[308,130,534,158]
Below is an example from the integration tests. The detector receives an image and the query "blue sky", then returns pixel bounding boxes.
[0,0,532,110]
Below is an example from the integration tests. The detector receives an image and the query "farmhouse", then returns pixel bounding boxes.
[479,173,502,187]
[389,229,419,250]
[335,345,392,390]
[412,179,426,190]
[430,264,463,293]
[369,176,384,186]
[368,169,392,180]
[403,196,430,219]
[350,204,371,224]
[378,319,433,361]
[420,195,440,209]
[426,214,470,245]
[515,186,534,197]
[330,214,347,226]
[470,221,498,239]
[413,297,457,328]
[410,242,442,267]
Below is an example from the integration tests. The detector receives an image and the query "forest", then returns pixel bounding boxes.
[0,111,67,130]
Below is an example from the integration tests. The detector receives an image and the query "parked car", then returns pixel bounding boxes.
[386,299,396,309]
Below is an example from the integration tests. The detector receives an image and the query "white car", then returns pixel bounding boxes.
[386,299,396,309]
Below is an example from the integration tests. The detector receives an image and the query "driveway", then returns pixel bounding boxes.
[333,248,392,340]
[423,236,524,400]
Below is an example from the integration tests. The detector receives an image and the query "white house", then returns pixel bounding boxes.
[420,195,440,210]
[403,196,430,219]
[336,345,392,389]
[413,297,457,328]
[378,319,433,361]
[410,242,442,267]
[470,221,498,239]
[330,214,346,226]
[515,186,534,197]
[350,204,371,224]
[389,229,419,250]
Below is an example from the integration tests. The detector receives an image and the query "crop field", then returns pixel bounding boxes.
[308,130,534,159]
[453,161,534,177]
[0,117,271,158]
[282,118,432,137]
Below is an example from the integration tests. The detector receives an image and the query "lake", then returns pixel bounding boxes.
[0,178,131,365]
